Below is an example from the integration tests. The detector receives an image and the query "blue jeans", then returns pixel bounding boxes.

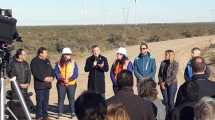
[57,83,76,115]
[161,83,177,112]
[35,89,50,119]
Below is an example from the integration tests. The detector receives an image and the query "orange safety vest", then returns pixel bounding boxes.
[59,61,76,85]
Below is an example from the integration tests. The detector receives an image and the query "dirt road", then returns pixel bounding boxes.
[29,35,215,119]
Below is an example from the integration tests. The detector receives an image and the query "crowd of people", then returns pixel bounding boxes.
[7,42,215,120]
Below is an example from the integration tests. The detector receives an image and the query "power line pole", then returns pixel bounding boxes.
[134,0,137,25]
[210,9,215,22]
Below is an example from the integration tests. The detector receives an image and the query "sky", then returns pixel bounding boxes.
[1,0,215,26]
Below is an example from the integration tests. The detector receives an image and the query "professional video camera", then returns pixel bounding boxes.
[0,8,22,43]
[0,8,22,76]
[0,9,32,120]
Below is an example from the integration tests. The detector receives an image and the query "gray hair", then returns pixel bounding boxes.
[194,97,215,120]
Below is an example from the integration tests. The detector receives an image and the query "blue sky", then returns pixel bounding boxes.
[1,0,215,26]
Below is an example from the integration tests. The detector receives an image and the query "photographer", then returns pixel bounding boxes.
[8,48,31,94]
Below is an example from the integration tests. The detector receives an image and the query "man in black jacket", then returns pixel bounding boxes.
[84,45,109,97]
[106,70,155,120]
[8,48,31,93]
[30,47,54,120]
[176,56,215,106]
[172,57,215,120]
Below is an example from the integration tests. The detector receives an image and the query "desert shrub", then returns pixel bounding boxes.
[181,31,192,38]
[106,33,126,48]
[209,43,215,49]
[208,28,215,35]
[145,35,161,42]
[125,37,137,46]
[15,23,215,59]
[193,29,204,36]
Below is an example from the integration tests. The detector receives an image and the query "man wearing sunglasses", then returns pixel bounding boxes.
[134,42,156,95]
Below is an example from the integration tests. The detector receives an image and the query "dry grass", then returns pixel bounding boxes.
[15,22,215,61]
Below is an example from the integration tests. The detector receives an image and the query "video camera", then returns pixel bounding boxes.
[0,8,22,76]
[0,8,22,44]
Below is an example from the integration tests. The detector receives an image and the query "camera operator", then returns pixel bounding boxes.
[8,48,31,94]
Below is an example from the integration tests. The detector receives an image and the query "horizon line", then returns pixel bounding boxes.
[17,21,215,27]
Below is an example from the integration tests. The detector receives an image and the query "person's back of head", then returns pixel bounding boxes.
[106,103,130,120]
[185,81,199,102]
[194,97,215,120]
[117,70,133,90]
[75,91,107,120]
[139,79,158,101]
[191,56,206,75]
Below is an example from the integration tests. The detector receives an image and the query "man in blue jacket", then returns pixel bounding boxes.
[134,42,156,95]
[184,47,211,81]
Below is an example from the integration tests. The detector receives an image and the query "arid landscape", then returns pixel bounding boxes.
[16,23,215,60]
[8,23,215,119]
[20,32,214,119]
[2,0,215,119]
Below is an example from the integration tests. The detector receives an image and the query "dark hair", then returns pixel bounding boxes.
[15,48,24,59]
[115,55,128,65]
[75,91,107,120]
[185,81,199,101]
[140,42,148,49]
[37,47,47,56]
[191,47,201,54]
[117,70,133,89]
[165,49,174,54]
[59,55,71,67]
[139,79,158,100]
[191,56,206,73]
[91,45,99,50]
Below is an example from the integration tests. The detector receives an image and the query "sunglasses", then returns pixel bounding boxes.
[140,48,147,50]
[117,53,123,55]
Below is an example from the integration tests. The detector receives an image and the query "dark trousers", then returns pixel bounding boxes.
[113,85,119,95]
[57,83,76,115]
[88,85,105,98]
[161,83,177,112]
[35,89,50,119]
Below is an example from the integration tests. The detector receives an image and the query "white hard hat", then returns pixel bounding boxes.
[62,47,72,54]
[116,47,127,55]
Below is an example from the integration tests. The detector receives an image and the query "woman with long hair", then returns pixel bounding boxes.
[158,50,179,113]
[110,47,133,94]
[54,47,79,119]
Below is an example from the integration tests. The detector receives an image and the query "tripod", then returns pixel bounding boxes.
[0,63,32,120]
